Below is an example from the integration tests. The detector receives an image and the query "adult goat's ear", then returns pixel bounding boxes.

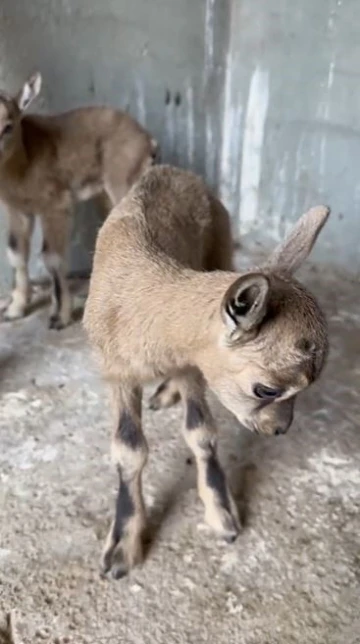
[267,205,330,274]
[17,72,42,112]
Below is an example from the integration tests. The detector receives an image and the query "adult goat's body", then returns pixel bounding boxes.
[0,73,157,328]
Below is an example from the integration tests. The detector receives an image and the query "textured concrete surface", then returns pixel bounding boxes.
[1,0,360,294]
[0,267,359,644]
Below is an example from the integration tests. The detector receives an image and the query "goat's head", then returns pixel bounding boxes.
[200,206,330,436]
[0,72,42,160]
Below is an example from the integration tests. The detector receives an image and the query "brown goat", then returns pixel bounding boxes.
[83,164,330,578]
[0,72,157,328]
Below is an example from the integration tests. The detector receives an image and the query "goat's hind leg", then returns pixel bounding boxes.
[41,213,72,329]
[149,378,181,410]
[5,210,34,320]
[102,382,148,579]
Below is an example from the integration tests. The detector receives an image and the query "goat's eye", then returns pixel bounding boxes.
[2,123,13,136]
[253,383,283,400]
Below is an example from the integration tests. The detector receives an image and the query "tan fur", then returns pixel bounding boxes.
[83,164,330,577]
[0,72,158,328]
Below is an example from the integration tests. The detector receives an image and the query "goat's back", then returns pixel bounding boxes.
[21,107,152,177]
[95,164,232,271]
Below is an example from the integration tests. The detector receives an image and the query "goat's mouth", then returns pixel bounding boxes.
[237,417,258,433]
[249,422,292,437]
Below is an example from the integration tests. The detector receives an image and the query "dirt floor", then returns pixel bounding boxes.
[0,266,359,644]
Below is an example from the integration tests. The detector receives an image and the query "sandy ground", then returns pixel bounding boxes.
[0,268,359,644]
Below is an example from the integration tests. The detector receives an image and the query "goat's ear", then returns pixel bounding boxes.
[268,205,330,274]
[221,273,270,339]
[17,72,42,112]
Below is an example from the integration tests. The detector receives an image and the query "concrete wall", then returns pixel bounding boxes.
[0,0,358,293]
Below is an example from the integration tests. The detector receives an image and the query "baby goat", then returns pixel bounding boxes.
[0,72,157,328]
[83,165,330,578]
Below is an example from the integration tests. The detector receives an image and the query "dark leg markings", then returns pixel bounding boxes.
[52,271,62,312]
[8,232,17,251]
[49,270,63,328]
[102,470,135,576]
[186,399,205,429]
[113,469,135,543]
[117,410,142,449]
[206,447,231,514]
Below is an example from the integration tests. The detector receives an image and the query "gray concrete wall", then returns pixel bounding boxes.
[0,0,358,293]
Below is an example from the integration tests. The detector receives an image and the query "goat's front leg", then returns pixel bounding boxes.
[102,382,148,579]
[5,210,34,320]
[179,372,240,542]
[184,405,240,542]
[179,372,240,543]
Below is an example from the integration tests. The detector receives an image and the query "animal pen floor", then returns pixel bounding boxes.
[0,266,359,644]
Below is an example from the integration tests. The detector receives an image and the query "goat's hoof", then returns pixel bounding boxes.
[48,315,66,330]
[206,507,241,544]
[100,559,129,581]
[222,509,241,543]
[3,312,22,322]
[100,535,143,580]
[100,544,130,580]
[221,517,241,544]
[3,306,25,321]
[224,530,238,544]
[218,517,240,544]
[111,561,129,580]
[100,552,130,580]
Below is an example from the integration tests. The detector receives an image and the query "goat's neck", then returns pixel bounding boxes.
[0,138,27,180]
[156,269,235,370]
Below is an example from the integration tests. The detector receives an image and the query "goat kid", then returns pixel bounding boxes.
[0,72,157,328]
[83,165,330,578]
